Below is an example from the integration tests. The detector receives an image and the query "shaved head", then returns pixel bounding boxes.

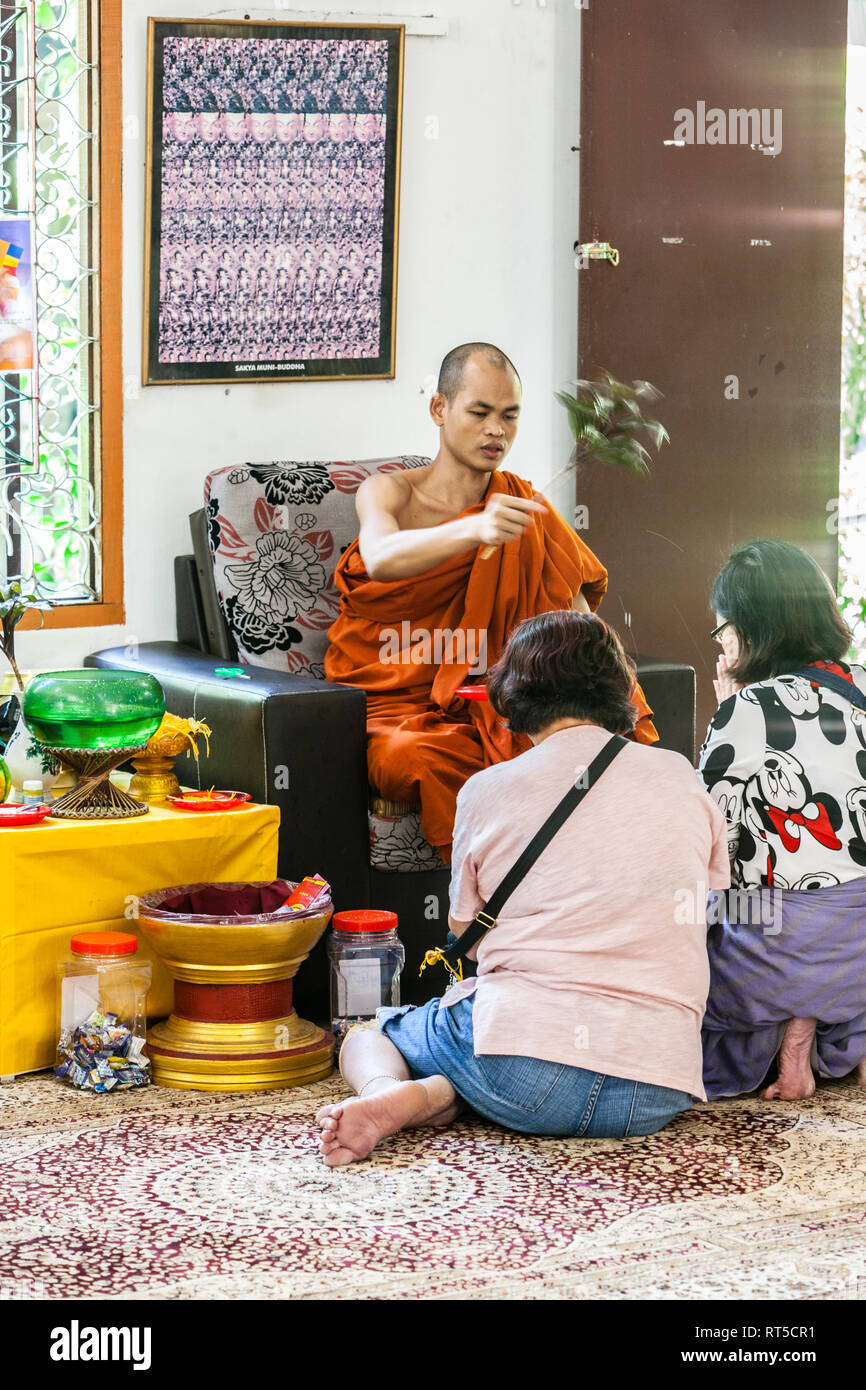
[436,342,521,403]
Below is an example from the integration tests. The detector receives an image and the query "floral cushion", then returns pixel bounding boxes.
[369,808,447,873]
[204,457,429,675]
[204,457,445,875]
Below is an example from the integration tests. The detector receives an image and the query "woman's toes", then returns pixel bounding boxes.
[322,1144,359,1168]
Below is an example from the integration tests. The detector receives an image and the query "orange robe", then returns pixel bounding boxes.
[325,470,657,858]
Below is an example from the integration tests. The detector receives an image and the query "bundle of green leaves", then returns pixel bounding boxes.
[0,583,45,693]
[555,372,669,477]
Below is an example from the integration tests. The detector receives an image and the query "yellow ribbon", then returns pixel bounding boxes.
[418,949,463,984]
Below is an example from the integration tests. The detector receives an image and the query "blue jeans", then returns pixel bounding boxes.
[377,996,691,1138]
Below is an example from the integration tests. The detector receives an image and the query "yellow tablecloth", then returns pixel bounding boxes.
[0,800,280,1076]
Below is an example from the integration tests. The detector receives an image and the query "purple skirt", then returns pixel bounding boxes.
[702,877,866,1098]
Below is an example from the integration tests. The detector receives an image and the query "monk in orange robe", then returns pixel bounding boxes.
[325,343,657,860]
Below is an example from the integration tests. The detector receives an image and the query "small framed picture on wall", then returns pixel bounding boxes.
[143,18,404,385]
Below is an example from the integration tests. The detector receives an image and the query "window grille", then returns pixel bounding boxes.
[0,0,100,602]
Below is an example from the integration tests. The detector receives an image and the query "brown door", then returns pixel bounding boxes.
[578,0,848,751]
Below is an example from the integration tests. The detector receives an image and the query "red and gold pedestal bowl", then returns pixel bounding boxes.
[136,880,334,1092]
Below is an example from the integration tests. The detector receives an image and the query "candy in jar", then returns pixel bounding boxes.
[55,932,152,1092]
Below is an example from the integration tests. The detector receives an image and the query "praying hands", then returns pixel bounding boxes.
[713,653,743,704]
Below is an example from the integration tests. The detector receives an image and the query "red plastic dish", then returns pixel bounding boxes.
[454,685,489,701]
[166,791,252,813]
[0,802,53,827]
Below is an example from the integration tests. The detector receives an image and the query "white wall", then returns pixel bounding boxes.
[17,0,580,672]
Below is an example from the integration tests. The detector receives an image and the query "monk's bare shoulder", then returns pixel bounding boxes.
[356,467,432,528]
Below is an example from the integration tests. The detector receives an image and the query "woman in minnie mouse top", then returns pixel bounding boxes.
[698,540,866,1101]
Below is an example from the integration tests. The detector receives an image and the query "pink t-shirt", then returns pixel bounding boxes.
[446,726,730,1099]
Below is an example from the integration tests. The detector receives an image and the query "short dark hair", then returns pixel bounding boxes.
[711,539,851,684]
[486,610,638,736]
[436,342,521,403]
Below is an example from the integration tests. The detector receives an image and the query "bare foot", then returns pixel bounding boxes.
[853,1058,866,1087]
[761,1017,817,1100]
[315,1081,433,1167]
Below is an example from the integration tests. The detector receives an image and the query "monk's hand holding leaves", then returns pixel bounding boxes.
[475,493,547,550]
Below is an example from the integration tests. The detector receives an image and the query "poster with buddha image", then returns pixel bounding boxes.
[143,19,404,385]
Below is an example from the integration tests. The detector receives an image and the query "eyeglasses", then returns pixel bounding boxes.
[710,621,732,644]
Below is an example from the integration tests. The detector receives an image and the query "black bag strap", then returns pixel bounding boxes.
[791,666,866,713]
[433,733,629,976]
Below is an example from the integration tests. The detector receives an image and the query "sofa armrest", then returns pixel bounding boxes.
[633,654,696,762]
[85,643,370,906]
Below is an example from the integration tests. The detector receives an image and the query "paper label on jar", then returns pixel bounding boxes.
[336,959,381,1016]
[60,975,100,1031]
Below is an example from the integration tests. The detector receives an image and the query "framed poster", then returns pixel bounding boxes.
[143,19,404,385]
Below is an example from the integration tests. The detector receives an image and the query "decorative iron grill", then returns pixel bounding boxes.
[0,0,99,602]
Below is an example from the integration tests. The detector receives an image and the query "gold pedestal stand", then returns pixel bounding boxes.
[138,887,334,1092]
[127,751,181,804]
[128,715,212,804]
[145,1011,333,1092]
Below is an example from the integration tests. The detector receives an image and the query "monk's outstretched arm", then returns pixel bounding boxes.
[356,475,545,581]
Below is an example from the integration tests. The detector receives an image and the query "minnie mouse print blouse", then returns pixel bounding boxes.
[698,661,866,890]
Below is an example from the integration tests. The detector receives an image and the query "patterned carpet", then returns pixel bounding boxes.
[1,1072,865,1300]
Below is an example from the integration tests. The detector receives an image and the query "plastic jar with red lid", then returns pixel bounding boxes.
[55,932,152,1092]
[327,910,405,1048]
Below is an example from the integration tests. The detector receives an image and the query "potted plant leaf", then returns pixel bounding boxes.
[480,371,668,559]
[0,581,60,797]
[554,370,669,490]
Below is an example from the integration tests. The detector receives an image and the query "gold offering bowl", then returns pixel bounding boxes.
[128,714,212,803]
[137,880,334,1092]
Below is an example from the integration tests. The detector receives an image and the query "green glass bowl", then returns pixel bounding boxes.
[22,670,166,750]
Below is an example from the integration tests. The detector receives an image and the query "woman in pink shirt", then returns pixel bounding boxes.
[317,611,729,1166]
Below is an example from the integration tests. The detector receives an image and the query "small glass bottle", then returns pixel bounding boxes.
[55,932,152,1092]
[328,910,405,1050]
[22,779,43,807]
